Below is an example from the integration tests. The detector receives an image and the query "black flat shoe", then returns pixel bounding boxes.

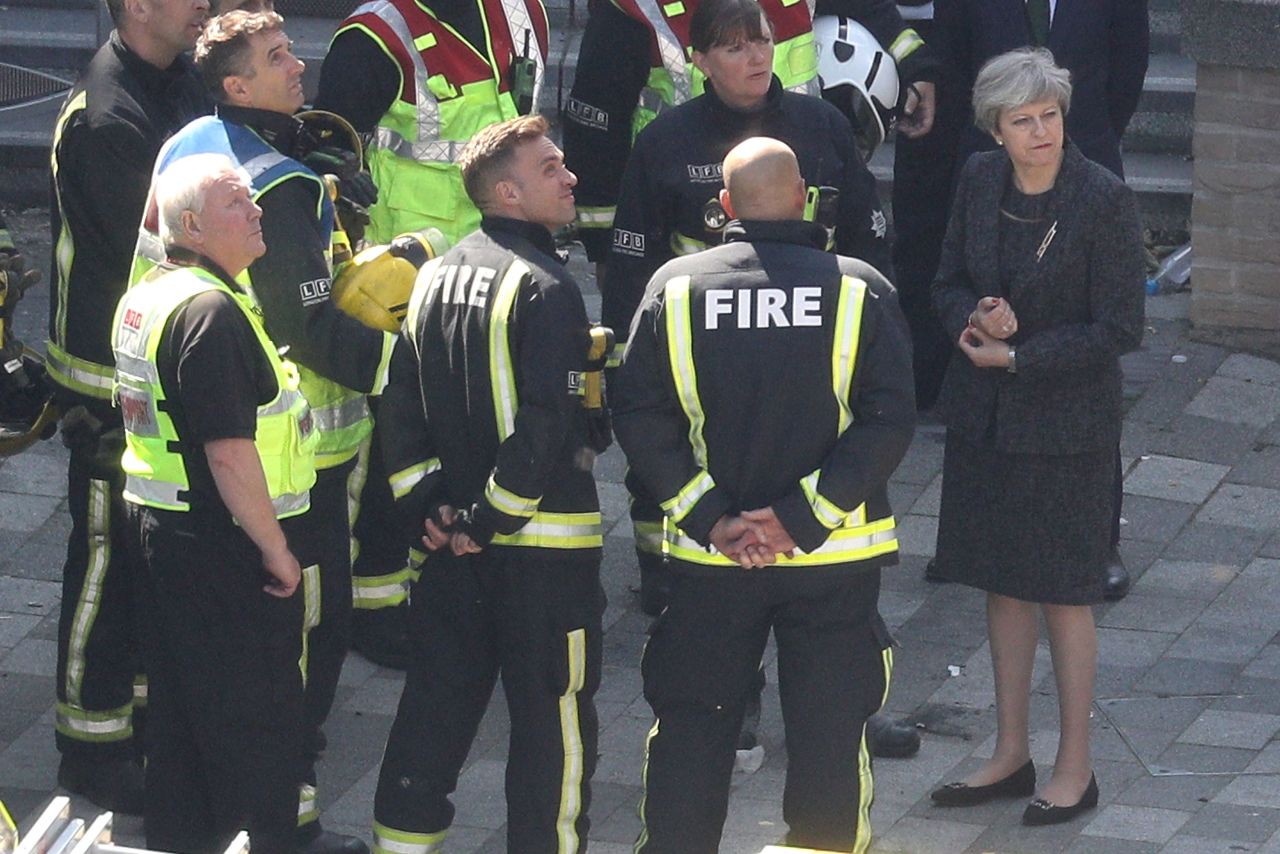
[1022,774,1099,826]
[1103,551,1131,601]
[931,759,1035,807]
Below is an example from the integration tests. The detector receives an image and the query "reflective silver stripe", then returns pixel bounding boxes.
[45,346,114,393]
[64,479,112,707]
[576,206,615,227]
[125,475,309,518]
[889,27,925,61]
[56,705,132,738]
[498,0,545,110]
[373,127,464,164]
[363,1,449,163]
[489,261,529,440]
[490,512,603,548]
[554,627,587,851]
[136,227,166,266]
[310,394,370,432]
[897,1,934,19]
[261,386,310,418]
[660,469,714,524]
[297,783,318,822]
[787,77,822,96]
[635,0,692,105]
[241,150,288,180]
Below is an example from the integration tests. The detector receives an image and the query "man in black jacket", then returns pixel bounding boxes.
[373,115,604,854]
[47,0,213,813]
[613,136,915,853]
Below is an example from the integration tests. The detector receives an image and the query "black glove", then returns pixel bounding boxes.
[301,146,379,208]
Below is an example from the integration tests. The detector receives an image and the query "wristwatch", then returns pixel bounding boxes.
[1007,346,1017,374]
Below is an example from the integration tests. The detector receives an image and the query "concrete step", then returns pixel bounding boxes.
[867,141,1192,234]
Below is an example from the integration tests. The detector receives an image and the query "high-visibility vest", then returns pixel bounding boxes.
[132,115,373,470]
[610,0,821,142]
[112,264,318,517]
[659,273,898,567]
[335,0,549,244]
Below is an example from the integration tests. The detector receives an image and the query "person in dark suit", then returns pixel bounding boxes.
[934,0,1149,178]
[925,49,1144,826]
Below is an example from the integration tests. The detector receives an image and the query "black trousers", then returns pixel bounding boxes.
[285,460,356,835]
[635,565,891,854]
[55,436,142,760]
[130,505,304,854]
[891,21,964,412]
[373,546,604,853]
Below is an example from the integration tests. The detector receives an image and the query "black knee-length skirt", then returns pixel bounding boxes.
[932,432,1113,605]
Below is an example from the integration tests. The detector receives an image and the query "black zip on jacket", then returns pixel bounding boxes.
[380,216,602,550]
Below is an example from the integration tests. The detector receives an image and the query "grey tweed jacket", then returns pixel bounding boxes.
[931,142,1145,455]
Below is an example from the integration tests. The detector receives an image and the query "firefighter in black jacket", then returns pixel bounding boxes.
[613,137,916,853]
[598,0,918,759]
[46,0,213,812]
[564,0,939,265]
[373,115,604,853]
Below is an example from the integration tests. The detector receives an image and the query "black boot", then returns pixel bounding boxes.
[1103,550,1131,602]
[350,603,411,670]
[867,713,920,759]
[296,830,370,854]
[57,754,145,815]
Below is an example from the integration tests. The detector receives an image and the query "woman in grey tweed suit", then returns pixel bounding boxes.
[927,49,1144,825]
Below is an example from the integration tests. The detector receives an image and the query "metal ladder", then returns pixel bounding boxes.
[6,797,249,854]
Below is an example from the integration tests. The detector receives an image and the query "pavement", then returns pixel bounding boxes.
[2,202,1279,853]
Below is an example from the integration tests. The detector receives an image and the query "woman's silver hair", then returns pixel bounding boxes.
[971,47,1072,135]
[156,153,247,246]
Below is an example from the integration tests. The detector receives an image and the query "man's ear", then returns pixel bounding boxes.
[719,187,736,221]
[222,74,250,107]
[492,177,520,211]
[181,209,202,244]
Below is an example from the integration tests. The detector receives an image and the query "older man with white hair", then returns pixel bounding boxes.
[114,153,317,854]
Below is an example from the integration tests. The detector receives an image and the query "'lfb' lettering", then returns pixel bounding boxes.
[704,287,822,330]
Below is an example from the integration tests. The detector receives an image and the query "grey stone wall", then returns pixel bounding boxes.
[1183,0,1280,337]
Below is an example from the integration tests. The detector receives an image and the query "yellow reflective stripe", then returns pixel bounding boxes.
[853,646,893,854]
[413,32,437,51]
[490,511,603,549]
[833,275,866,433]
[634,718,661,852]
[489,261,528,440]
[348,437,371,565]
[55,702,132,742]
[662,276,708,466]
[297,783,318,827]
[889,27,925,61]
[484,473,540,518]
[352,570,412,609]
[372,822,446,854]
[669,231,706,256]
[299,563,321,686]
[662,0,686,13]
[373,330,395,394]
[605,340,626,369]
[133,675,148,707]
[65,478,111,706]
[659,469,714,524]
[51,90,87,346]
[633,519,664,556]
[555,628,587,851]
[576,206,615,228]
[389,458,441,499]
[665,515,897,567]
[800,469,848,530]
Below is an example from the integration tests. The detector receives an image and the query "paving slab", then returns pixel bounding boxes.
[1186,376,1280,428]
[1125,454,1230,504]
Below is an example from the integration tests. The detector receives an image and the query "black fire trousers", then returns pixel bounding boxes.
[373,546,604,853]
[130,505,304,854]
[55,435,142,760]
[635,565,892,854]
